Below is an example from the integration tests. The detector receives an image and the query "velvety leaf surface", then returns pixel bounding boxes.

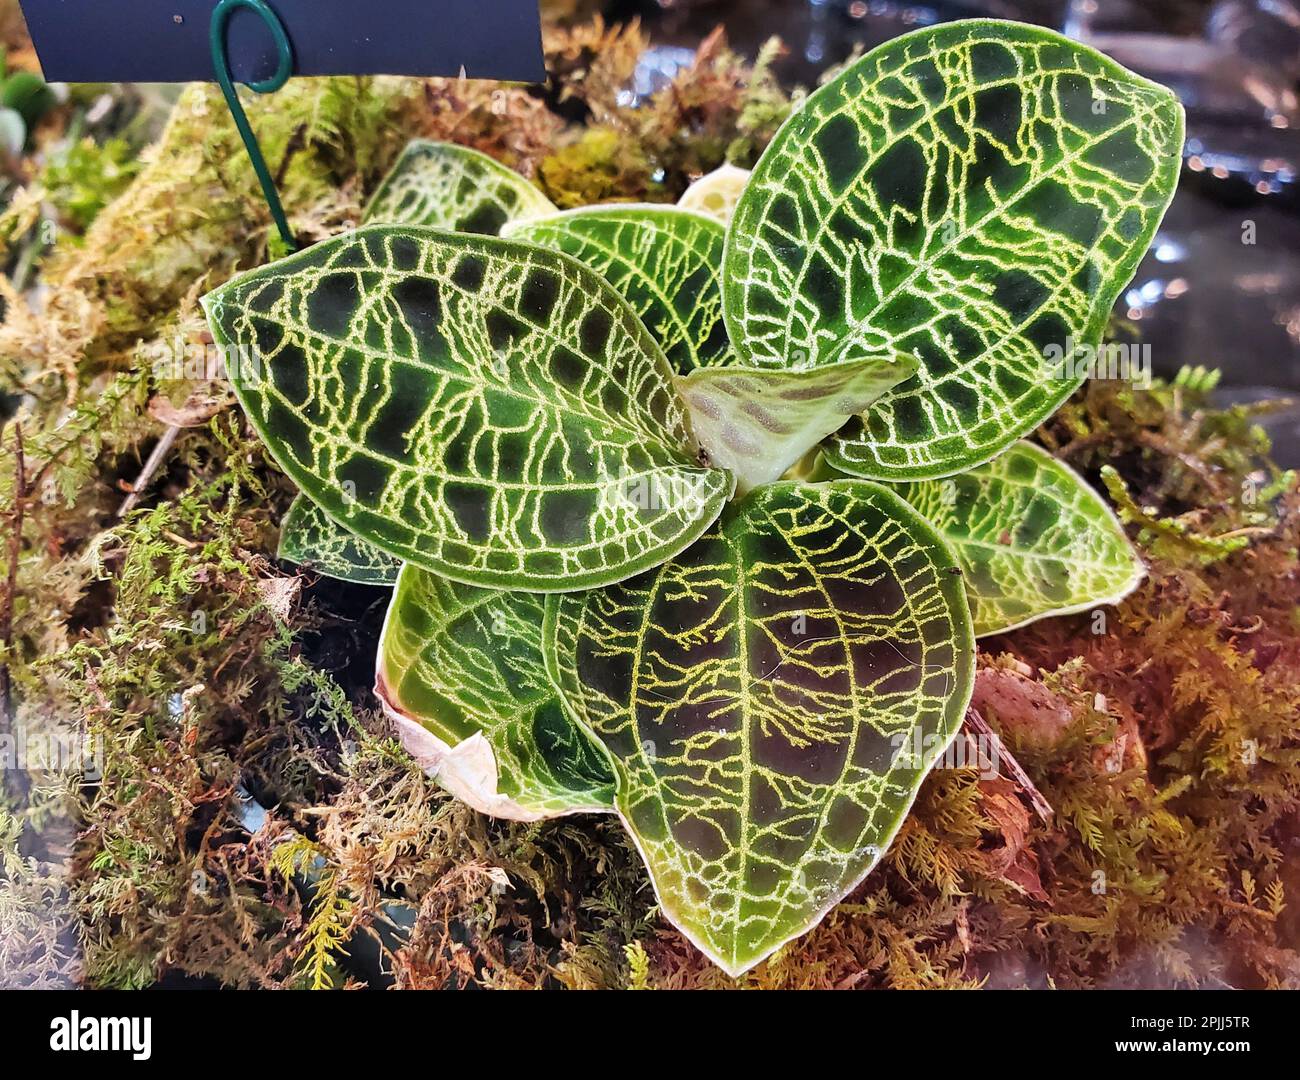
[889,441,1145,635]
[203,225,731,591]
[546,479,974,976]
[506,205,731,373]
[725,20,1183,480]
[679,163,752,224]
[677,355,917,494]
[364,140,555,233]
[277,493,401,585]
[378,566,616,820]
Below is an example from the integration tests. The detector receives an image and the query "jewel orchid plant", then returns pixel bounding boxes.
[200,20,1183,976]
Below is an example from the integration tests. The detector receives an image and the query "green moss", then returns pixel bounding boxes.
[37,78,424,364]
[40,137,142,234]
[537,127,662,208]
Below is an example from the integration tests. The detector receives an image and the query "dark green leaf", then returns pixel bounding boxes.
[365,140,555,233]
[379,566,616,819]
[506,205,731,373]
[831,442,1146,635]
[547,479,974,975]
[277,493,401,585]
[725,21,1183,479]
[203,225,731,591]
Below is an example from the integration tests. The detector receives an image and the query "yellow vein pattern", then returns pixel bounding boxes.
[506,205,731,374]
[364,140,555,234]
[891,441,1145,635]
[378,566,616,820]
[546,480,974,975]
[277,493,400,585]
[202,225,731,591]
[724,21,1183,480]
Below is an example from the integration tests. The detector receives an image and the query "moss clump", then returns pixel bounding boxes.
[537,22,793,207]
[39,136,142,235]
[35,79,423,365]
[537,126,663,207]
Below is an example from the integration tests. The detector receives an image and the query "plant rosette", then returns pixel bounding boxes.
[201,20,1181,976]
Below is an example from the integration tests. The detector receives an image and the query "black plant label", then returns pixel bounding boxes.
[19,0,544,84]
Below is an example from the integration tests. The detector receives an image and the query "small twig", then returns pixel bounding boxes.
[1,423,26,703]
[1136,429,1217,489]
[117,424,180,518]
[9,224,45,294]
[82,664,112,715]
[1214,526,1275,542]
[1055,430,1111,460]
[274,123,309,188]
[163,530,199,550]
[1,422,29,804]
[963,706,1053,823]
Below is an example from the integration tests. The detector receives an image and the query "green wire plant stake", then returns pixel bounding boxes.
[209,0,298,255]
